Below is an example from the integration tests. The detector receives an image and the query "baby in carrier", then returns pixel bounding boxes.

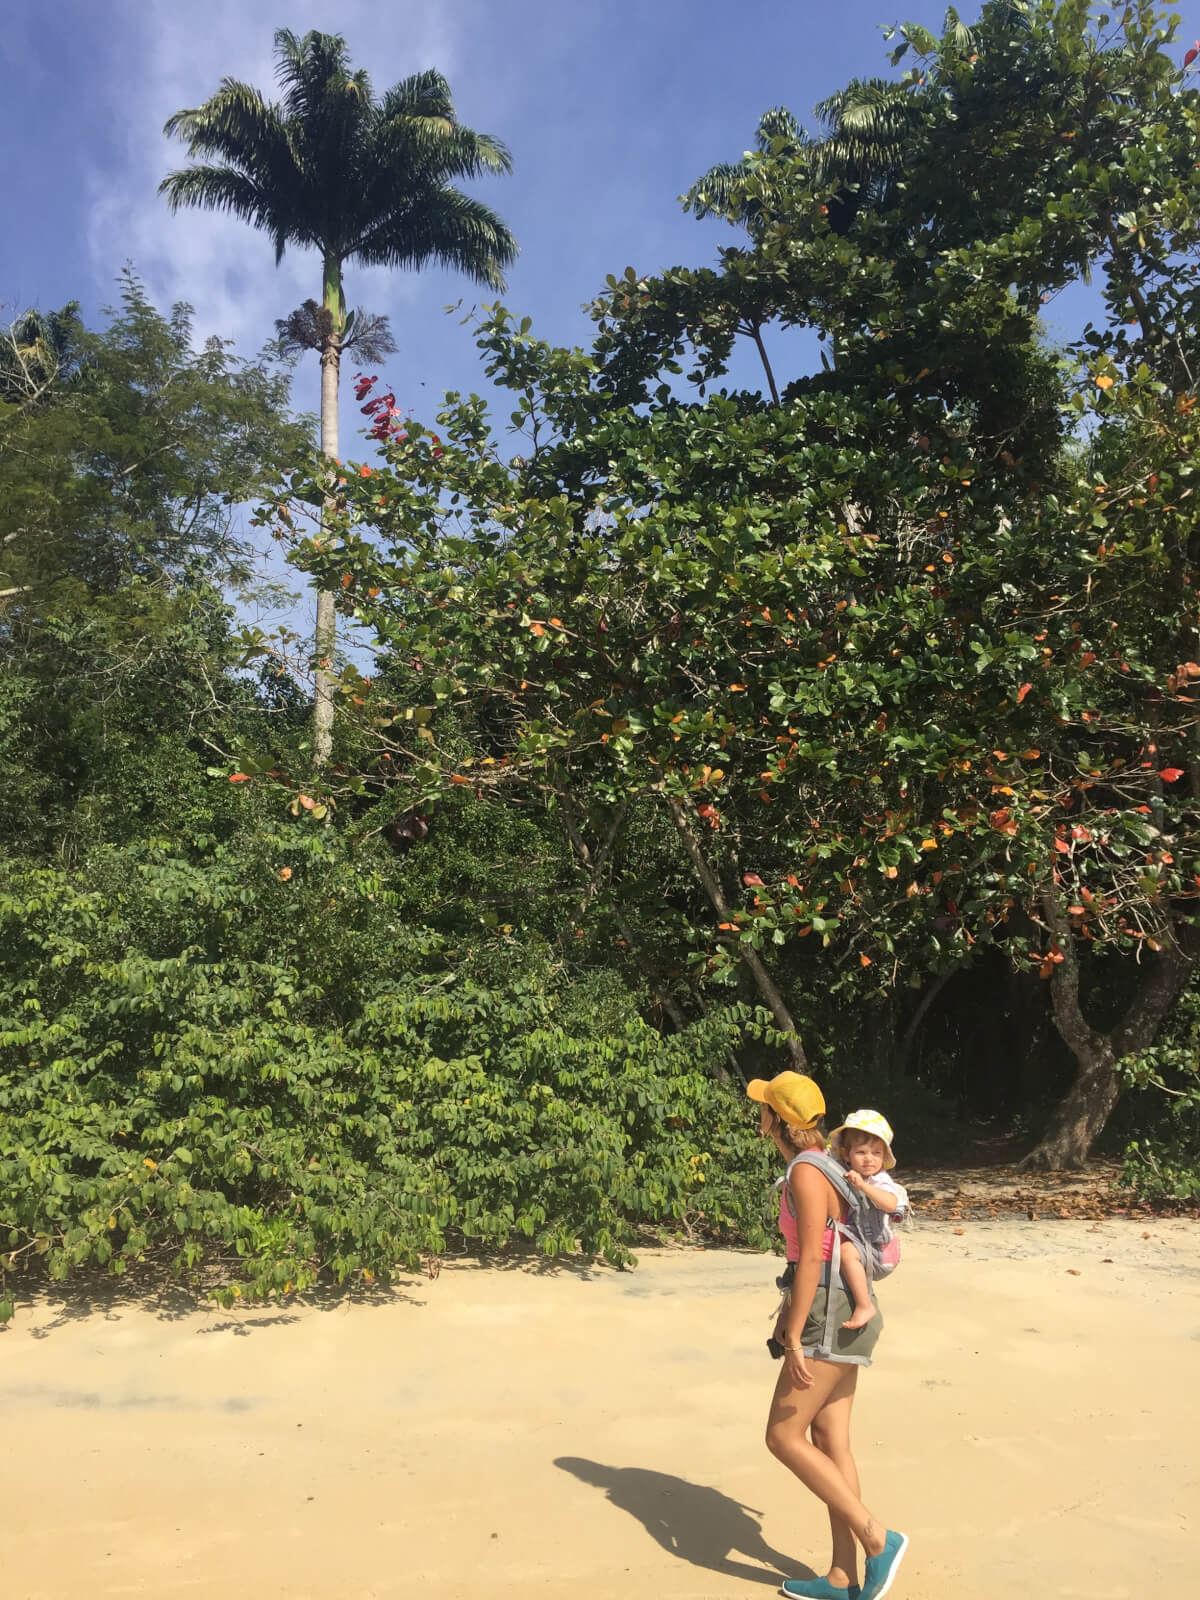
[828,1109,909,1330]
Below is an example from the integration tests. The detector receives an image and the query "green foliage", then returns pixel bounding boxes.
[1119,977,1200,1198]
[0,838,774,1323]
[268,0,1200,1166]
[0,278,309,855]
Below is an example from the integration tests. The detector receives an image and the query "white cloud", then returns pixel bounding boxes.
[87,1,466,352]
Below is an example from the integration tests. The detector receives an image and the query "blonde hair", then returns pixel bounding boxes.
[768,1111,826,1155]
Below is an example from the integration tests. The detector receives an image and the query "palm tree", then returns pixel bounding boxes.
[685,80,924,237]
[161,29,517,766]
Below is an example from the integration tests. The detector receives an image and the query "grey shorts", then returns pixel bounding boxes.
[800,1283,882,1366]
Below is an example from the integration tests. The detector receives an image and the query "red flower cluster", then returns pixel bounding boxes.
[352,372,440,452]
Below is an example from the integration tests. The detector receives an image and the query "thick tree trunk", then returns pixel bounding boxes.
[666,797,807,1069]
[1021,893,1188,1170]
[313,254,342,771]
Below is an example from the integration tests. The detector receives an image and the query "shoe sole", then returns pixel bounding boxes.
[866,1533,909,1600]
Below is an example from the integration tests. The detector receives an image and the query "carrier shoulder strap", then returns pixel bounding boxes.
[782,1150,869,1228]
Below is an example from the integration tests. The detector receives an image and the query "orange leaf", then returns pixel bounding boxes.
[548,617,564,628]
[529,622,546,637]
[279,867,293,882]
[228,773,252,783]
[449,774,471,786]
[860,953,872,967]
[718,922,737,931]
[743,872,765,887]
[341,573,354,588]
[729,683,748,692]
[297,793,316,810]
[359,465,372,477]
[884,866,899,879]
[1016,682,1033,703]
[1159,767,1185,782]
[1095,374,1115,391]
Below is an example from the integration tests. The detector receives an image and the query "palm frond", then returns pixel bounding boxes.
[158,166,303,262]
[162,32,516,287]
[351,188,517,288]
[378,68,458,125]
[684,106,808,222]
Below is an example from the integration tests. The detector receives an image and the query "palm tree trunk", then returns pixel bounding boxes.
[313,253,342,769]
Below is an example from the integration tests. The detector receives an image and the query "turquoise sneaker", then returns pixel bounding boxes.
[779,1579,862,1599]
[859,1530,909,1600]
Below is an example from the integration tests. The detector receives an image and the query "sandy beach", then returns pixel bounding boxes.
[3,1217,1197,1599]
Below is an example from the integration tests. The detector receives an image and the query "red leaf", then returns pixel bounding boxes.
[228,773,252,783]
[742,872,765,887]
[1016,682,1033,703]
[1158,767,1185,783]
[1186,44,1199,65]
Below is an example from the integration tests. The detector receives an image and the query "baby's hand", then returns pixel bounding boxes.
[845,1170,865,1190]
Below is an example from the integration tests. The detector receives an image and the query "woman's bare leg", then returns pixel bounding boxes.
[765,1360,887,1561]
[811,1366,862,1589]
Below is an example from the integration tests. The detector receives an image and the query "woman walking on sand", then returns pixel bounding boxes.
[749,1071,909,1600]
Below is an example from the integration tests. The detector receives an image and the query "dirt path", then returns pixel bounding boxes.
[3,1219,1197,1599]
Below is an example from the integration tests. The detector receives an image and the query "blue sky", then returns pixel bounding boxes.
[3,0,1199,628]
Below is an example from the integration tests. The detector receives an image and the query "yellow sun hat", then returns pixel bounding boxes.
[828,1109,896,1170]
[746,1071,826,1130]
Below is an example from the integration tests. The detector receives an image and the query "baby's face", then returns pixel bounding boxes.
[844,1134,887,1178]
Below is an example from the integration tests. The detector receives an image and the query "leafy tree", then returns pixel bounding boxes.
[271,0,1200,1166]
[0,277,308,853]
[160,28,517,766]
[0,819,774,1323]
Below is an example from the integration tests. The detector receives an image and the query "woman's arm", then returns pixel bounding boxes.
[782,1162,835,1388]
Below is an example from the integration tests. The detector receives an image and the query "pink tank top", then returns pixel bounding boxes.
[778,1184,837,1263]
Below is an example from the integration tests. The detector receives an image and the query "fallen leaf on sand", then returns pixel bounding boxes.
[953,1228,965,1236]
[1066,1269,1081,1276]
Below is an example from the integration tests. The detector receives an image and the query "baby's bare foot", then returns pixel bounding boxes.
[842,1303,877,1330]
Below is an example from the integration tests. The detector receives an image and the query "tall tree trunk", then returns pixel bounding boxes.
[1020,893,1188,1170]
[313,253,343,770]
[665,797,807,1069]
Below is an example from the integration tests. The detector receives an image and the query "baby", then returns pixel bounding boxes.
[829,1109,909,1330]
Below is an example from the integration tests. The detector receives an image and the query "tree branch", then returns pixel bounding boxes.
[665,795,807,1068]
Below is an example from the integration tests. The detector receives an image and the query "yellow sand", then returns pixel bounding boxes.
[3,1219,1197,1598]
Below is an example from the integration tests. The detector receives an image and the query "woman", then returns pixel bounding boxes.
[748,1071,909,1600]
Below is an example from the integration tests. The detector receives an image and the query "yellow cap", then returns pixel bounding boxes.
[746,1071,825,1130]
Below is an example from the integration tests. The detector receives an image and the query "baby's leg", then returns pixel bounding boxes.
[839,1240,877,1329]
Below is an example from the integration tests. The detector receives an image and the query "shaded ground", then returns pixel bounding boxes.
[907,1156,1132,1219]
[906,1141,1196,1220]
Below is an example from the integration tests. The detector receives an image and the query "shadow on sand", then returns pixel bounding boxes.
[555,1456,809,1588]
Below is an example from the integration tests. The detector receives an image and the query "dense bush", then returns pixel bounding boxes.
[0,841,777,1322]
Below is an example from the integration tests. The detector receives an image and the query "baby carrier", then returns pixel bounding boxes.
[778,1149,902,1284]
